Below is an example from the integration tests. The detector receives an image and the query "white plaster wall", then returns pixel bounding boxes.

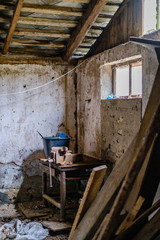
[0,63,76,200]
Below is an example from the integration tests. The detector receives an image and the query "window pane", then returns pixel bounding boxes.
[116,66,129,96]
[143,0,157,33]
[131,65,142,95]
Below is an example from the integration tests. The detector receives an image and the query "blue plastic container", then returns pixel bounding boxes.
[43,132,70,158]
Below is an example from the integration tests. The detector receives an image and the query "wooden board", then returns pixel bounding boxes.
[69,165,107,239]
[123,135,156,213]
[69,136,137,240]
[18,202,53,219]
[116,196,145,234]
[115,199,160,239]
[42,221,71,232]
[132,208,160,240]
[87,0,143,57]
[3,0,24,54]
[63,0,109,60]
[93,65,160,240]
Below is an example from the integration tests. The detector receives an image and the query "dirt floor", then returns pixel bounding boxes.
[0,200,77,239]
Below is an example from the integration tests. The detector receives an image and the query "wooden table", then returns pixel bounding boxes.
[40,155,105,220]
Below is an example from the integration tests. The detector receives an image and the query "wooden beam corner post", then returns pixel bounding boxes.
[3,0,24,54]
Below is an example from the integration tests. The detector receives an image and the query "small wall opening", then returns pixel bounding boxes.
[100,56,142,100]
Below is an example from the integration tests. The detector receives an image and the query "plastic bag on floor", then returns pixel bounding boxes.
[0,219,49,240]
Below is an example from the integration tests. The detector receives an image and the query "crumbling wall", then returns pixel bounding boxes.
[77,36,159,163]
[0,63,76,203]
[77,42,142,160]
[101,99,141,165]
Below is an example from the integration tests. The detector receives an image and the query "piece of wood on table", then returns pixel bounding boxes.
[115,199,160,240]
[116,196,145,235]
[93,64,160,240]
[132,208,160,240]
[42,221,71,232]
[69,165,107,240]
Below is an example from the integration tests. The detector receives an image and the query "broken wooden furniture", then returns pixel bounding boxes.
[40,155,105,220]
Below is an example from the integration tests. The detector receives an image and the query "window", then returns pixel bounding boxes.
[112,61,142,98]
[143,0,160,33]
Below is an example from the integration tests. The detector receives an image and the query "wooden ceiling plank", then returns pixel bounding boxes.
[0,4,83,16]
[3,0,24,54]
[10,40,65,48]
[57,0,89,3]
[18,17,77,28]
[21,4,83,16]
[63,0,109,60]
[0,16,110,29]
[0,17,11,23]
[0,29,70,39]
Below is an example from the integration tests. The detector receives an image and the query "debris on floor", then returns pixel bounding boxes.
[0,203,21,219]
[0,201,75,239]
[0,219,49,240]
[42,220,71,232]
[18,201,54,219]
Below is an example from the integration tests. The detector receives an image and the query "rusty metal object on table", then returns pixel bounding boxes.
[51,146,82,165]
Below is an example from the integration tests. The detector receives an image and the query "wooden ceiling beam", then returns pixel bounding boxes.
[2,0,24,54]
[63,0,109,60]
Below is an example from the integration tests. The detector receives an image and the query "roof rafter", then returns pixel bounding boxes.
[3,0,24,54]
[63,0,109,61]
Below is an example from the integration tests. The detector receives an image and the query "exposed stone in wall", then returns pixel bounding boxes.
[101,99,141,165]
[0,63,76,202]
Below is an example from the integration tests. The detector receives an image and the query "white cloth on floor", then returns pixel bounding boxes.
[0,219,49,240]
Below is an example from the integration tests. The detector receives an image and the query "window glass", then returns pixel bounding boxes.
[116,66,129,97]
[131,65,142,95]
[143,0,157,33]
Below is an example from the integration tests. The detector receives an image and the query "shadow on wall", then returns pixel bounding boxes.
[16,150,44,203]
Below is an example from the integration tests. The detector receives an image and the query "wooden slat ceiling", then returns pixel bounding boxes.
[0,0,123,60]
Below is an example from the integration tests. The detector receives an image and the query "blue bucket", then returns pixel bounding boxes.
[42,132,70,158]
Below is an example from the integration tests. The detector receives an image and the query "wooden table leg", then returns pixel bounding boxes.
[60,171,66,220]
[42,171,48,205]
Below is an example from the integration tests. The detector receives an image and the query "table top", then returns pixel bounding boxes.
[40,154,105,171]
